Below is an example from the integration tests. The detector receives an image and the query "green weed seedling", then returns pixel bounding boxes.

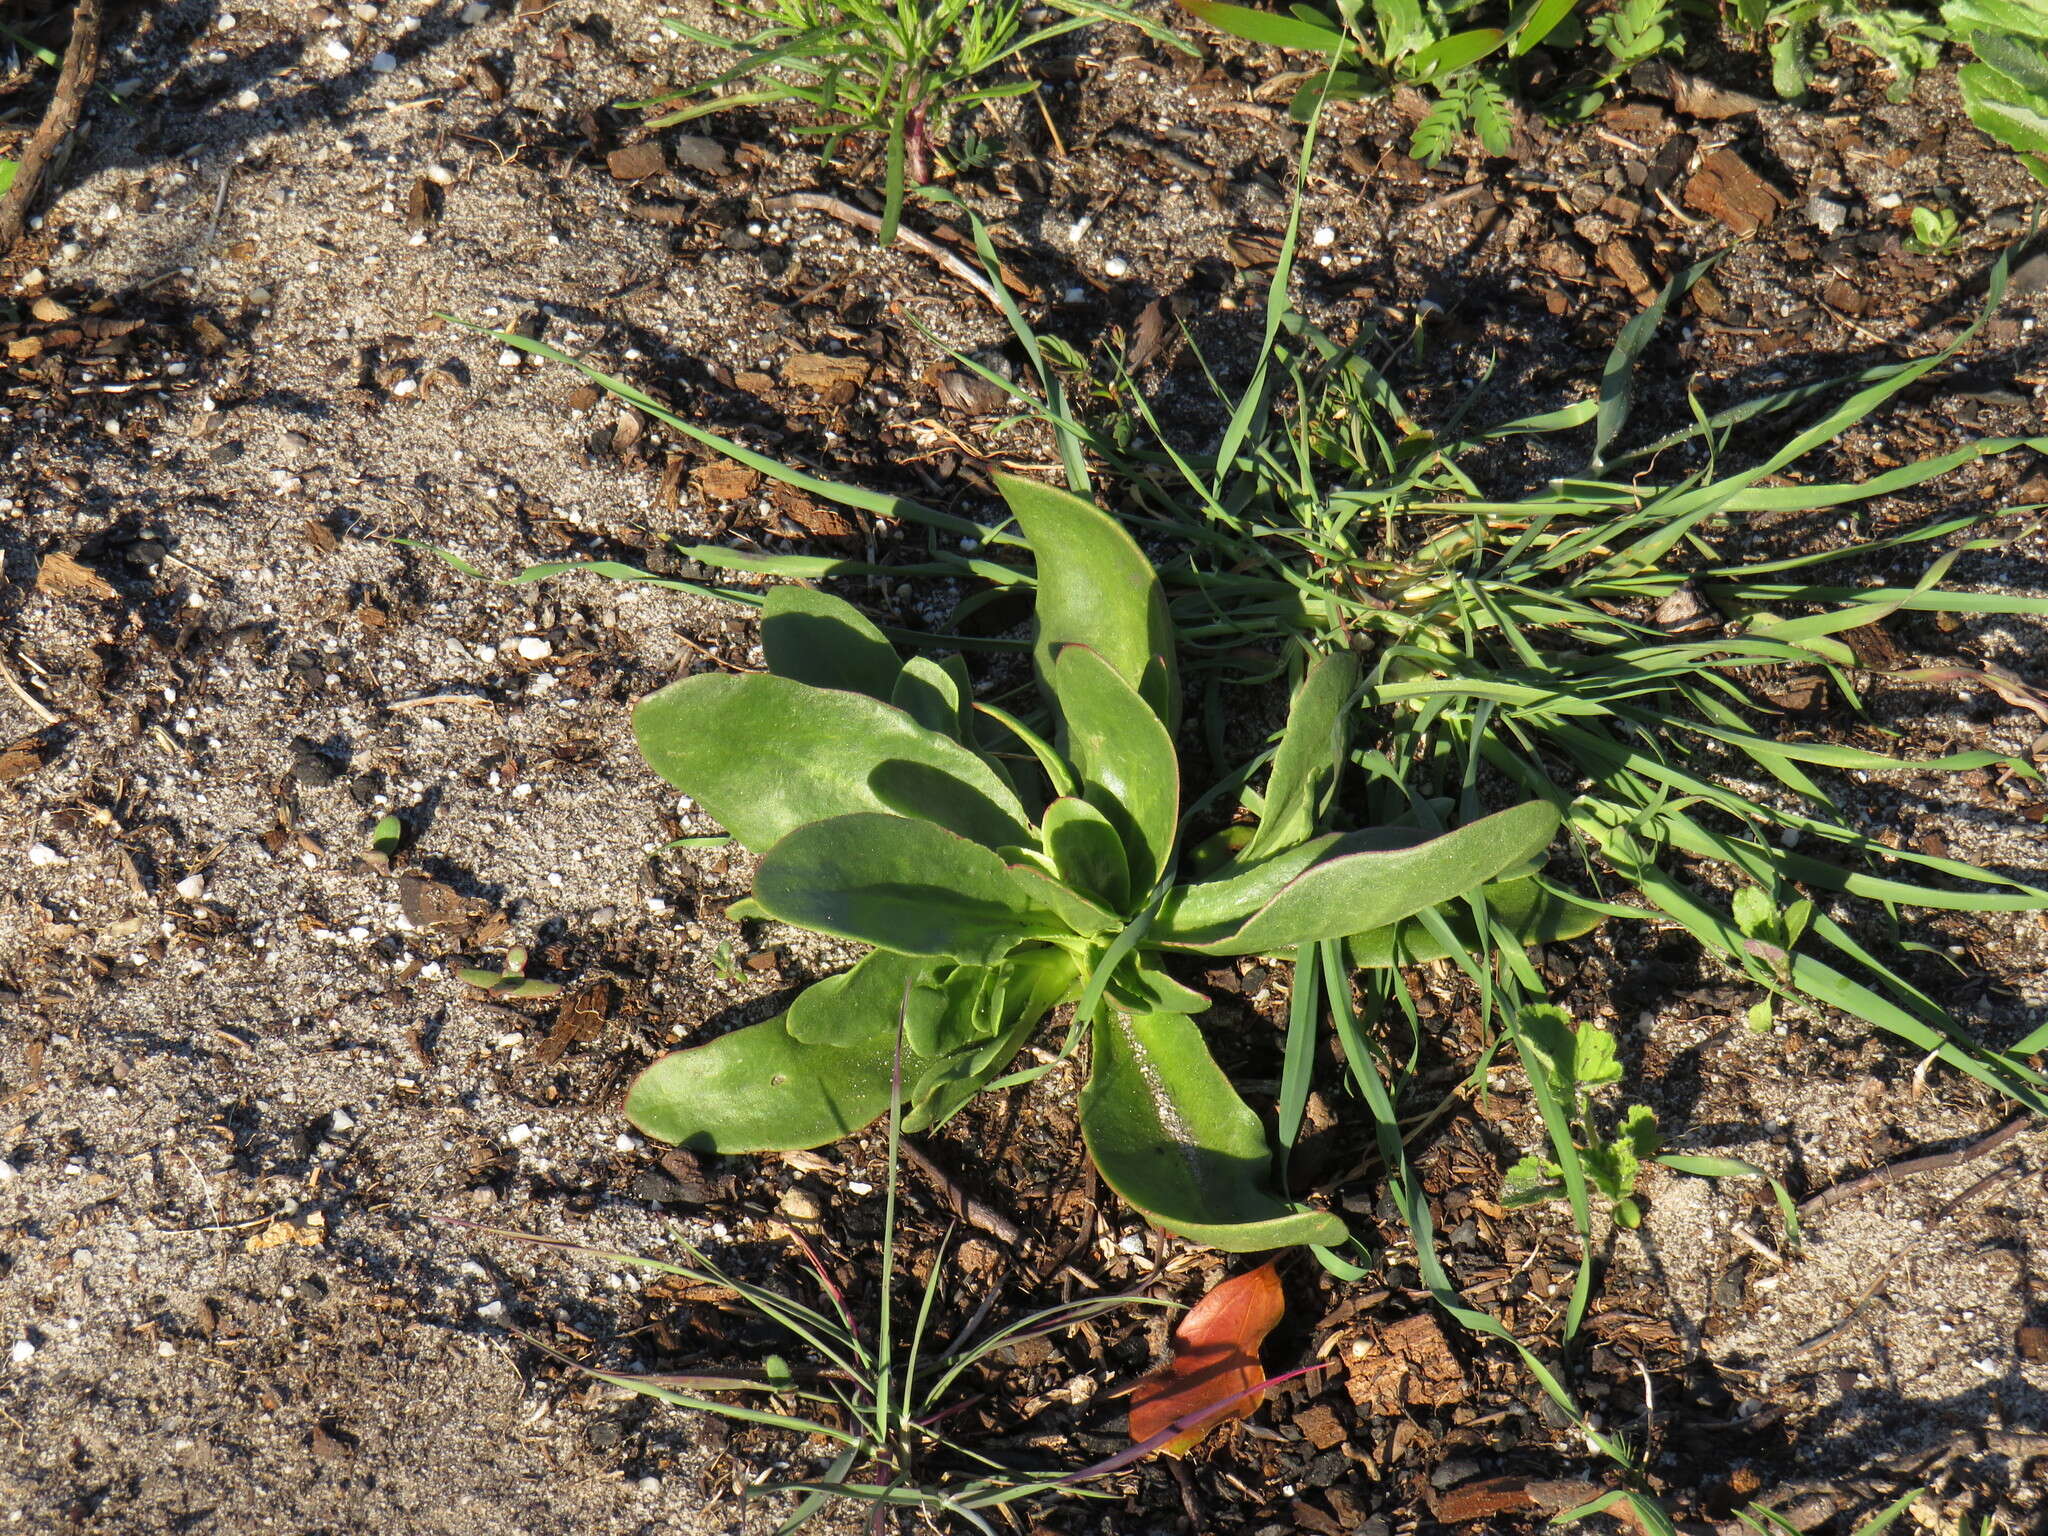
[1731,885,1813,1034]
[1500,1006,1662,1228]
[456,946,563,1000]
[622,478,1575,1252]
[1733,0,1942,101]
[632,0,1189,244]
[1177,0,1679,163]
[1905,203,1964,255]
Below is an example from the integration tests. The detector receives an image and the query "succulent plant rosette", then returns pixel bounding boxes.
[624,474,1568,1251]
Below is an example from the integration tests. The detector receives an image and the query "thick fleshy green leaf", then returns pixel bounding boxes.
[891,654,966,738]
[1041,796,1132,914]
[1345,877,1605,966]
[1053,644,1180,895]
[1106,956,1212,1014]
[903,945,1080,1132]
[1006,862,1120,935]
[1177,0,1349,51]
[995,472,1179,733]
[1244,651,1358,862]
[754,813,1057,963]
[1081,1010,1348,1252]
[785,947,935,1046]
[907,964,996,1059]
[1153,831,1346,940]
[1958,56,2048,154]
[625,1015,904,1152]
[634,673,1029,853]
[760,585,900,700]
[1160,801,1562,955]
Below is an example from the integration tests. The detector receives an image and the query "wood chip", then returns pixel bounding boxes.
[768,482,854,539]
[1344,1312,1467,1413]
[0,731,52,785]
[536,978,612,1064]
[781,352,869,391]
[693,462,760,501]
[1431,1477,1603,1523]
[1599,238,1657,306]
[1293,1402,1348,1450]
[607,142,667,181]
[1225,231,1285,268]
[1683,148,1788,236]
[1663,63,1770,121]
[398,875,483,935]
[35,551,115,600]
[405,176,438,233]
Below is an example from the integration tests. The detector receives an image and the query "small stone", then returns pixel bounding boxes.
[208,441,244,466]
[0,1161,15,1181]
[329,1108,356,1133]
[425,162,457,187]
[1312,224,1336,247]
[1807,193,1849,237]
[216,10,237,29]
[476,1299,505,1320]
[370,52,397,73]
[778,1186,823,1222]
[8,1340,33,1364]
[1103,256,1130,278]
[636,1476,661,1495]
[322,36,351,61]
[497,347,522,369]
[460,1,491,21]
[174,873,207,902]
[515,636,552,661]
[27,842,64,866]
[506,1123,533,1145]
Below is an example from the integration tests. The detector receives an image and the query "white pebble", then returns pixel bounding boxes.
[329,1108,356,1133]
[516,636,552,661]
[476,1299,505,1320]
[614,1134,638,1153]
[322,37,350,61]
[0,1161,15,1182]
[1118,1232,1147,1254]
[370,51,397,73]
[1312,225,1336,247]
[506,1123,533,1145]
[174,873,207,902]
[425,163,457,187]
[9,1341,33,1364]
[1103,256,1129,278]
[497,347,522,369]
[216,10,237,30]
[460,0,491,21]
[27,842,64,866]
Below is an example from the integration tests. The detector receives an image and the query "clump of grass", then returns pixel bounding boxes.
[631,0,1189,244]
[458,1038,1186,1534]
[975,199,2048,1121]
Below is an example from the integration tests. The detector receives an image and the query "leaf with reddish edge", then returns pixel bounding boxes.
[1127,1262,1287,1456]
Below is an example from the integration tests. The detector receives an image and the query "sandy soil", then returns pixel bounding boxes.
[3,2,2048,1532]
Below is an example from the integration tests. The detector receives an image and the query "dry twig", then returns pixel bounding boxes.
[0,0,105,252]
[762,192,1004,311]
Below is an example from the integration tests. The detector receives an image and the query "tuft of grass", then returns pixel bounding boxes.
[964,195,2048,1122]
[628,0,1190,245]
[459,1031,1180,1533]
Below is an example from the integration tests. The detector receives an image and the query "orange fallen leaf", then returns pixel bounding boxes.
[1128,1261,1285,1457]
